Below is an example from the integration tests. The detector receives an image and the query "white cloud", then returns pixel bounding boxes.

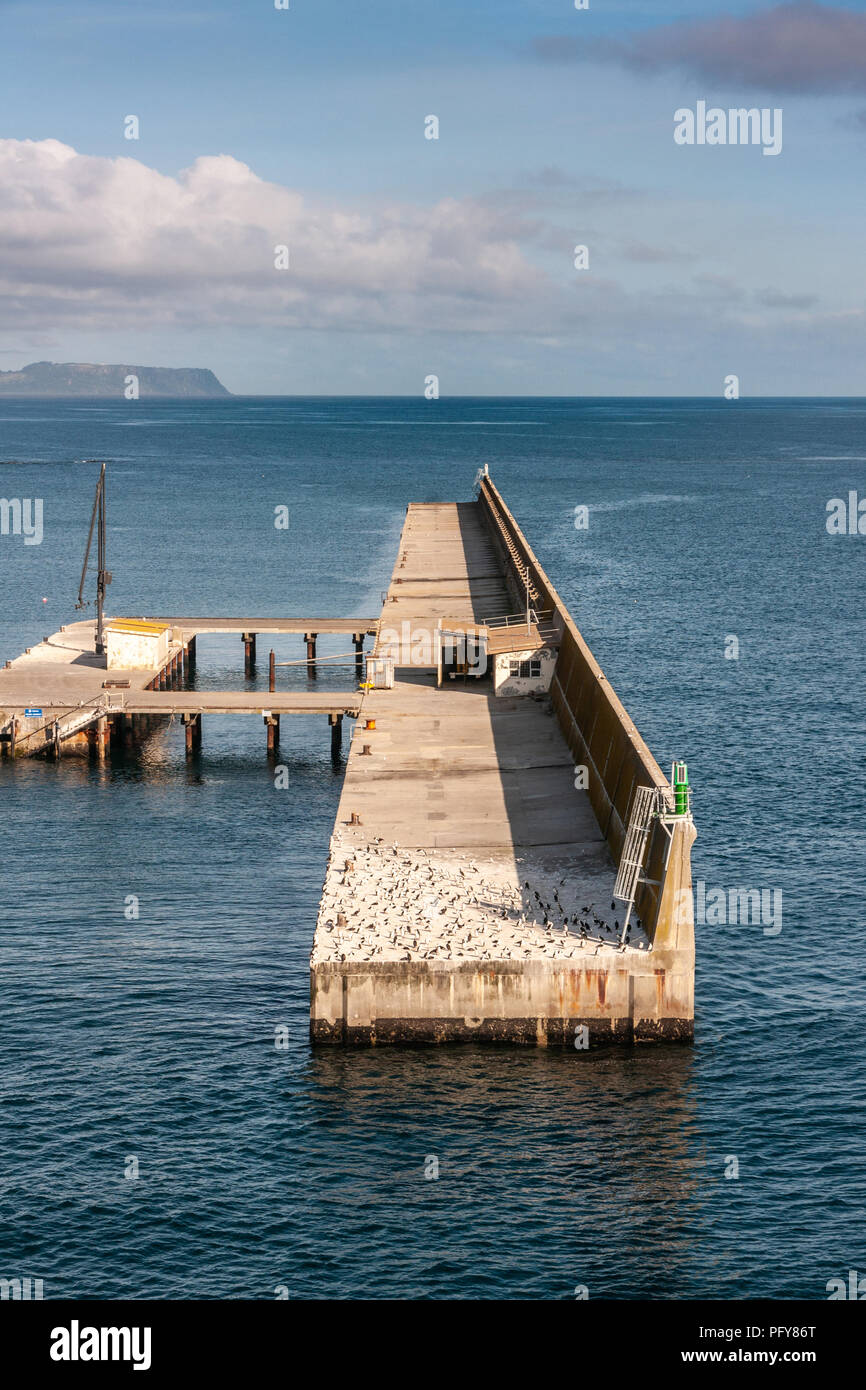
[0,138,555,333]
[2,136,853,396]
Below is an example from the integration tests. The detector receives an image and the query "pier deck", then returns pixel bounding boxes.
[0,618,364,756]
[311,487,696,1045]
[137,618,378,637]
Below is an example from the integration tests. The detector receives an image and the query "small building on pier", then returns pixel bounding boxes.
[106,619,171,671]
[437,617,559,696]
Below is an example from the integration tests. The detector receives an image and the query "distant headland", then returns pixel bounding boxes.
[0,361,231,397]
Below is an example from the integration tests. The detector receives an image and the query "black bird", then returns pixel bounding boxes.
[611,900,616,910]
[524,881,530,889]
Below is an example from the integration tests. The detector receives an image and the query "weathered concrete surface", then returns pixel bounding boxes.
[311,960,693,1045]
[311,495,696,1045]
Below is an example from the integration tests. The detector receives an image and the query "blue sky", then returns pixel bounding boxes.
[1,0,865,393]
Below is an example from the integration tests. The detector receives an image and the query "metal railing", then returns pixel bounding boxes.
[480,608,553,629]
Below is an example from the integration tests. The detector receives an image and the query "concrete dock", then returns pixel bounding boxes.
[1,472,696,1045]
[311,476,696,1045]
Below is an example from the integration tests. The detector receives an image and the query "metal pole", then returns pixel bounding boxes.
[95,464,107,655]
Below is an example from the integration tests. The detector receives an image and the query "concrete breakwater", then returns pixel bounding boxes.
[0,470,696,1045]
[311,478,696,1045]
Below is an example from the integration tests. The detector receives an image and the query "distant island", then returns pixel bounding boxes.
[0,361,231,397]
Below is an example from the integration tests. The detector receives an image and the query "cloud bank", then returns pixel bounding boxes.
[533,2,866,94]
[0,137,554,335]
[0,134,845,394]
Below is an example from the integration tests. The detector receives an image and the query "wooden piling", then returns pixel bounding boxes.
[266,714,280,754]
[183,712,202,757]
[243,632,257,677]
[186,635,197,674]
[353,634,365,681]
[330,712,342,760]
[305,632,317,680]
[269,649,276,693]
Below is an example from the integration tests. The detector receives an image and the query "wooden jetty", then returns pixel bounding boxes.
[0,617,373,759]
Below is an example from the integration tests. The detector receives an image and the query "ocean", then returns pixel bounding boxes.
[1,396,864,1299]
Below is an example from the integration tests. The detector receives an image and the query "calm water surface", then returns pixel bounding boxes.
[1,397,864,1298]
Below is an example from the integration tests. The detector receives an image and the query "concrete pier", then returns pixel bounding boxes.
[0,476,695,1046]
[310,477,696,1045]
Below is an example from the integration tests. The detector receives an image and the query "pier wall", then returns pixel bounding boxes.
[311,958,693,1044]
[476,476,695,949]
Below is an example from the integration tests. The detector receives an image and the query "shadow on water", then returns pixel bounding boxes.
[289,1045,705,1298]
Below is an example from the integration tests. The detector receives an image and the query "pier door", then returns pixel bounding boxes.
[436,624,489,686]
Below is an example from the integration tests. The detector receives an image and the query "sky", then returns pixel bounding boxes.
[1,0,865,395]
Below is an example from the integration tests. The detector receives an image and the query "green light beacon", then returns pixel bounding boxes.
[672,760,689,816]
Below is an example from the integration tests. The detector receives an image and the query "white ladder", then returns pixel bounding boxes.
[613,784,661,940]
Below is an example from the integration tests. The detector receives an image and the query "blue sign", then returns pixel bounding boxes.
[24,707,42,718]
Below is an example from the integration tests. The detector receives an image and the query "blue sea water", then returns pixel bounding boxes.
[0,396,864,1300]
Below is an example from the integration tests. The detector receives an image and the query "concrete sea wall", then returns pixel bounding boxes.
[311,957,694,1044]
[476,475,696,953]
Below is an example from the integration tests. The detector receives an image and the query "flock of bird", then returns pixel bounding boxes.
[312,834,650,965]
